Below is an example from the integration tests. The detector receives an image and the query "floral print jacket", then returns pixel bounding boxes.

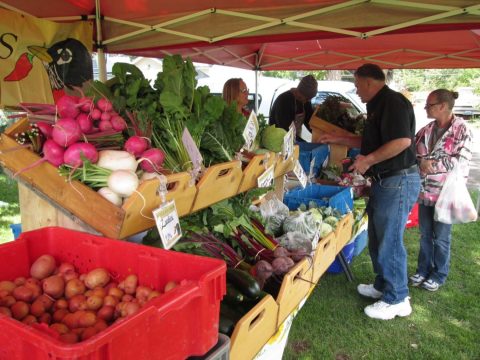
[415,116,473,205]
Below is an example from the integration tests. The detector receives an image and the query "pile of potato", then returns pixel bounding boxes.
[0,254,177,344]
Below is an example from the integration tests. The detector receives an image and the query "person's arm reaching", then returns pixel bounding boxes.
[316,133,362,149]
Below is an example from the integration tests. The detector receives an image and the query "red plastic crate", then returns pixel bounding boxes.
[0,227,226,360]
[406,203,419,228]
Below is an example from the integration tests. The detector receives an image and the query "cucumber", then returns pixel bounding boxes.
[224,283,245,305]
[219,302,244,336]
[226,268,261,299]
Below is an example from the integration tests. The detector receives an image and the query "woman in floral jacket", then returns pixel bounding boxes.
[409,89,473,291]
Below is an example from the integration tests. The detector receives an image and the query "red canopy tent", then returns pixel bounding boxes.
[1,0,479,74]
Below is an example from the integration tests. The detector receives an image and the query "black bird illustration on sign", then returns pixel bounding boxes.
[4,38,93,101]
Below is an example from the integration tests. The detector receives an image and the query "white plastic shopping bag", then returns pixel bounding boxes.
[434,165,478,224]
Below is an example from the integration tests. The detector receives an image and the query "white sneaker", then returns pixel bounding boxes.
[364,297,412,320]
[357,284,382,299]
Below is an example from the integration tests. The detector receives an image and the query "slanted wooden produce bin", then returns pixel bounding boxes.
[309,109,354,168]
[0,119,299,239]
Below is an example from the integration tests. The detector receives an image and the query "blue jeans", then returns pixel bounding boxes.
[416,204,452,284]
[367,172,420,304]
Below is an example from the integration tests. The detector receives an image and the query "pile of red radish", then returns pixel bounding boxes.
[15,94,167,206]
[0,254,179,344]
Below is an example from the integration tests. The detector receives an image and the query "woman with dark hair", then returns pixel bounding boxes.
[222,78,250,117]
[410,89,473,291]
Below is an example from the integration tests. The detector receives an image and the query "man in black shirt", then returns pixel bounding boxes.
[318,64,420,320]
[269,75,317,141]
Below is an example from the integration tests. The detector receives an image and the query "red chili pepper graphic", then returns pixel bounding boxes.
[4,53,34,81]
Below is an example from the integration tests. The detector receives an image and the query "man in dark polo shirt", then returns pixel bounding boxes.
[318,63,420,320]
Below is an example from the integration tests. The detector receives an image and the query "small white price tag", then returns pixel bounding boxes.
[153,200,182,250]
[282,127,294,160]
[257,164,275,188]
[293,160,308,188]
[182,128,203,169]
[242,111,259,151]
[309,157,316,179]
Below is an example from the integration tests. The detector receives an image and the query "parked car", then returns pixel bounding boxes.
[453,87,480,119]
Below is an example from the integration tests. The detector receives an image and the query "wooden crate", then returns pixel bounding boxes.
[334,213,354,253]
[238,153,276,193]
[229,295,279,360]
[309,114,352,168]
[312,231,336,284]
[275,257,313,326]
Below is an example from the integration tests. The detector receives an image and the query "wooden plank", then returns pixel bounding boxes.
[191,160,243,212]
[18,183,99,234]
[238,153,276,193]
[120,172,196,238]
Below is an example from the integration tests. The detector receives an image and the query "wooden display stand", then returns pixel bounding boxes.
[309,111,353,168]
[312,231,336,284]
[0,119,299,239]
[334,213,354,253]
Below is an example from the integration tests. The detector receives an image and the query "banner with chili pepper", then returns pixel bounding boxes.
[0,9,93,107]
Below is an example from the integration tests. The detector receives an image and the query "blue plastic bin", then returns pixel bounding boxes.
[327,241,355,274]
[284,184,354,215]
[352,230,368,257]
[347,147,361,159]
[297,142,329,177]
[9,223,22,240]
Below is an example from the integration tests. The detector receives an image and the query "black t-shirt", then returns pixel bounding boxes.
[269,90,314,139]
[361,85,417,174]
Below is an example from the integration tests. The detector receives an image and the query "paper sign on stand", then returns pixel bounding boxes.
[153,200,182,250]
[243,111,259,151]
[282,127,294,161]
[293,160,307,188]
[182,128,203,177]
[258,164,275,188]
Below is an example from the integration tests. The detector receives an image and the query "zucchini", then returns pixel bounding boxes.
[224,283,245,305]
[219,302,243,336]
[227,268,261,299]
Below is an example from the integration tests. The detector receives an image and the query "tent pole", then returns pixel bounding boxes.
[95,0,107,82]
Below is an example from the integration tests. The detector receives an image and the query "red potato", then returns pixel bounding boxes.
[59,332,79,344]
[135,286,152,302]
[53,309,69,323]
[0,295,15,307]
[54,298,68,311]
[82,327,98,341]
[121,294,133,302]
[92,287,107,298]
[94,319,108,332]
[0,280,15,294]
[12,286,34,302]
[65,278,86,299]
[30,299,46,317]
[62,313,79,329]
[103,295,118,307]
[147,291,161,301]
[11,301,29,320]
[107,287,124,299]
[57,262,75,275]
[42,275,65,299]
[22,314,37,325]
[164,281,178,293]
[14,277,26,286]
[50,322,69,335]
[35,294,54,310]
[77,311,96,328]
[97,305,114,322]
[0,290,8,298]
[68,294,87,312]
[123,302,140,317]
[24,280,42,299]
[30,255,56,280]
[63,270,79,282]
[38,312,52,325]
[84,268,110,289]
[0,306,12,317]
[119,274,138,295]
[86,295,103,311]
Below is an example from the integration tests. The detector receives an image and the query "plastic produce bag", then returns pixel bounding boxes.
[434,165,478,224]
[259,196,290,236]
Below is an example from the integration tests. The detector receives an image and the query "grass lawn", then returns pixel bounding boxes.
[284,192,480,360]
[0,171,20,244]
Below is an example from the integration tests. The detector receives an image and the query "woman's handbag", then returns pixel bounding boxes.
[434,165,478,224]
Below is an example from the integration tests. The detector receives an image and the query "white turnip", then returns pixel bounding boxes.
[97,150,138,172]
[97,187,123,206]
[107,170,139,197]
